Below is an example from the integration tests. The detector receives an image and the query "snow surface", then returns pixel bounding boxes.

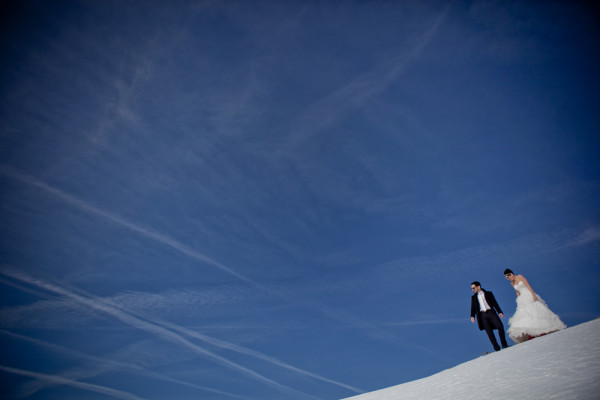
[342,318,600,400]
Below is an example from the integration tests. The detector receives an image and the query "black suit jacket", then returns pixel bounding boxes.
[471,289,503,331]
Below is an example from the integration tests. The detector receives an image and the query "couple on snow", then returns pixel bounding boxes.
[470,268,566,352]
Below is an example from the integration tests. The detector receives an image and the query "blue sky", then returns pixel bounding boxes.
[0,0,599,399]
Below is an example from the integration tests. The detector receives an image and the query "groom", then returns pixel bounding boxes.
[470,281,509,351]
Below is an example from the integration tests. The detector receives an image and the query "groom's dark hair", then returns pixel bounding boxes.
[471,281,481,288]
[504,268,514,275]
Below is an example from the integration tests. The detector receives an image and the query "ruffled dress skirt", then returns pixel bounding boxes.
[507,285,567,344]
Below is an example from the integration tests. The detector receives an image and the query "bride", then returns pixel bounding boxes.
[503,268,566,343]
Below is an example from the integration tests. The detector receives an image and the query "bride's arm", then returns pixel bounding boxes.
[520,275,538,301]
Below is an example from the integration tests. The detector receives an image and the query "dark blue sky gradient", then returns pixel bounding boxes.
[1,1,599,399]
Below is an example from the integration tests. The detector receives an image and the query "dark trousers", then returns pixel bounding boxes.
[481,310,508,351]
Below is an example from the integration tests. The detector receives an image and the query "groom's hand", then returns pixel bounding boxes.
[470,317,475,323]
[499,313,503,318]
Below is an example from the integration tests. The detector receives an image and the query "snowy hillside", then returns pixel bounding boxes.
[343,318,600,400]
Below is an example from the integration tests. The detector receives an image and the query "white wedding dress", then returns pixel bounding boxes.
[507,281,566,343]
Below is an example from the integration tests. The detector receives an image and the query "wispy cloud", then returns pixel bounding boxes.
[359,228,591,284]
[130,311,361,392]
[561,227,600,249]
[107,279,451,371]
[282,7,449,152]
[144,318,364,394]
[305,300,452,362]
[0,166,257,285]
[0,276,54,300]
[0,296,105,330]
[57,284,364,393]
[0,267,324,400]
[0,165,420,394]
[0,364,147,400]
[0,330,259,400]
[22,281,364,394]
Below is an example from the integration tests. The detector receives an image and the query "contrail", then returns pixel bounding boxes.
[283,6,449,151]
[307,300,452,362]
[0,268,319,400]
[0,166,363,394]
[0,364,148,400]
[1,166,438,391]
[0,330,261,400]
[47,279,363,395]
[138,318,364,394]
[0,166,256,286]
[0,276,54,300]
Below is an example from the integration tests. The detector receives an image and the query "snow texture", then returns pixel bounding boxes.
[343,318,600,400]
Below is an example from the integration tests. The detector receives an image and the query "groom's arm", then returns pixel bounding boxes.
[470,297,478,323]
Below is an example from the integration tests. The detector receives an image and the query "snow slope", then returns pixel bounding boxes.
[343,318,600,400]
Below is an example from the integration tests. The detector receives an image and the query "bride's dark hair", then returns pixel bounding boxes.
[504,268,514,275]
